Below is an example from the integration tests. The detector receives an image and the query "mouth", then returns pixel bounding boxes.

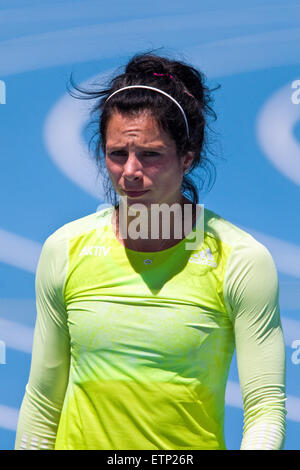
[123,190,149,197]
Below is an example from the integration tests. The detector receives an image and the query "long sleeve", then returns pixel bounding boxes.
[223,237,287,450]
[14,229,70,450]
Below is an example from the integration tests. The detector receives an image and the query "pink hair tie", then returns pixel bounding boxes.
[183,89,194,98]
[153,73,174,80]
[153,73,193,98]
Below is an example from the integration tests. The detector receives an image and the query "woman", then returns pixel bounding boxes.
[15,52,286,450]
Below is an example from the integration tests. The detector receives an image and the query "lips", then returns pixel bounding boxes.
[124,190,149,197]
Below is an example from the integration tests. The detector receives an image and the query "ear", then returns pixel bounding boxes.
[182,151,195,172]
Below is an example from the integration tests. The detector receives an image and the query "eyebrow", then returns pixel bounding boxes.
[106,144,168,151]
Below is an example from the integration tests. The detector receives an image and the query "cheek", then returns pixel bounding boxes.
[160,159,182,180]
[106,158,119,179]
[105,168,120,193]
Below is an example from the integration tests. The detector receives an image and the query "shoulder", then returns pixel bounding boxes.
[203,207,273,261]
[44,206,114,247]
[204,207,256,247]
[204,207,278,298]
[36,207,114,290]
[205,208,280,320]
[37,207,114,272]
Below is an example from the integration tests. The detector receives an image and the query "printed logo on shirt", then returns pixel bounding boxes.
[188,248,217,267]
[79,246,111,257]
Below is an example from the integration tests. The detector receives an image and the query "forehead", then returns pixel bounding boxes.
[105,111,174,146]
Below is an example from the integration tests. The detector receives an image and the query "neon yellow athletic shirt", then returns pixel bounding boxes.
[14,206,286,450]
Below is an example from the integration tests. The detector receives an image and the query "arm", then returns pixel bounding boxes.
[14,230,70,450]
[224,237,287,450]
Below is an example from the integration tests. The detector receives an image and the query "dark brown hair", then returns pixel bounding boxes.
[67,49,221,207]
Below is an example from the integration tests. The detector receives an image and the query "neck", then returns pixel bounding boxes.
[112,196,198,252]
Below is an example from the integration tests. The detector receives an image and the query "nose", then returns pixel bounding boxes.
[123,152,143,182]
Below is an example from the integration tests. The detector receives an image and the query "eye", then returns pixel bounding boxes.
[142,152,160,157]
[109,151,127,157]
[107,150,161,158]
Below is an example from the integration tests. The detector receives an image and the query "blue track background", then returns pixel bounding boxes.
[0,0,299,450]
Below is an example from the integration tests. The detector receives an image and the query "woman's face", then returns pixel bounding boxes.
[105,110,194,208]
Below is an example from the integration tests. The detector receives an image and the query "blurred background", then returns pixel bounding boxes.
[0,0,299,450]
